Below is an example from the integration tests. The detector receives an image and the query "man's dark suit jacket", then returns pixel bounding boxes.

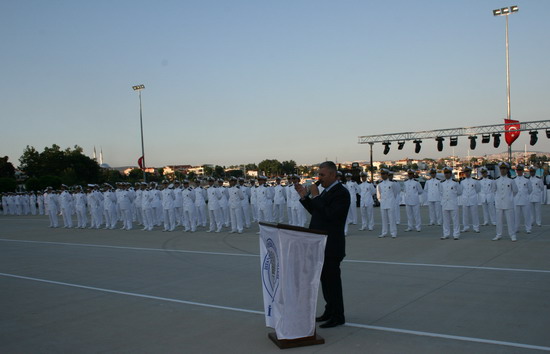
[300,182,350,259]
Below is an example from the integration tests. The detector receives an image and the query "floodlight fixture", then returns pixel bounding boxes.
[493,9,502,16]
[481,134,491,144]
[413,140,422,153]
[397,141,405,150]
[546,129,550,139]
[383,142,391,155]
[132,84,145,91]
[493,133,501,148]
[501,7,510,15]
[469,136,477,150]
[435,137,444,152]
[510,5,519,13]
[529,131,538,146]
[450,136,458,147]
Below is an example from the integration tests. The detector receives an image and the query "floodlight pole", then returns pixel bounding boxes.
[505,14,512,163]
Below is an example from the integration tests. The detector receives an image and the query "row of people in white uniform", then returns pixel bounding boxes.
[38,175,310,233]
[1,191,44,216]
[368,163,545,241]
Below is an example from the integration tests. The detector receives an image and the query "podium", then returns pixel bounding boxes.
[259,222,327,349]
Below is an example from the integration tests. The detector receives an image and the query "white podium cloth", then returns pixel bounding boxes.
[259,223,327,340]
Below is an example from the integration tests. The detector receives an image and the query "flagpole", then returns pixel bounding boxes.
[132,84,146,182]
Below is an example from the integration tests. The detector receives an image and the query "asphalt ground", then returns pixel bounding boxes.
[1,206,549,354]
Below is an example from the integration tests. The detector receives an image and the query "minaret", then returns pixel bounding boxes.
[93,146,97,160]
[100,148,104,165]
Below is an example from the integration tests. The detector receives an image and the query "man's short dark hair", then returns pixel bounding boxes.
[319,161,337,172]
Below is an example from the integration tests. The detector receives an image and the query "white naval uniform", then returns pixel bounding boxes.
[359,181,376,231]
[152,189,163,226]
[529,176,544,227]
[1,195,7,215]
[103,190,117,229]
[134,189,144,226]
[74,192,88,228]
[161,188,176,231]
[207,186,223,232]
[479,177,496,226]
[45,193,59,228]
[59,191,74,228]
[272,184,287,223]
[29,194,37,215]
[404,178,423,232]
[256,184,274,223]
[439,178,462,239]
[228,185,245,233]
[239,184,251,228]
[194,186,207,227]
[514,175,532,233]
[493,176,518,240]
[118,190,133,230]
[460,177,481,232]
[37,194,45,215]
[250,185,259,222]
[219,186,230,227]
[286,184,295,225]
[182,186,197,232]
[377,180,400,238]
[141,189,154,231]
[289,185,306,227]
[344,180,360,225]
[173,187,184,226]
[393,181,402,225]
[424,178,442,225]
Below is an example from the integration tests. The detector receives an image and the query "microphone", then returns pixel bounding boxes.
[314,180,321,186]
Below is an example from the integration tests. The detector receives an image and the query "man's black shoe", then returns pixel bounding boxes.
[319,318,345,328]
[315,314,331,322]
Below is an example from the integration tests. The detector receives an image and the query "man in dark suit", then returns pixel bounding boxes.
[295,161,350,328]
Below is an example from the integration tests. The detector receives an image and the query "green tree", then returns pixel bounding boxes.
[244,163,258,171]
[281,160,297,175]
[19,145,100,185]
[0,156,16,178]
[25,177,41,191]
[258,159,282,176]
[38,175,62,190]
[203,165,214,176]
[213,165,225,178]
[0,177,17,192]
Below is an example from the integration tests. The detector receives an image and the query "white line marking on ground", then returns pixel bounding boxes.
[1,272,549,352]
[1,238,550,274]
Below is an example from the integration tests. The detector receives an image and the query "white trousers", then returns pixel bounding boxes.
[360,204,374,230]
[251,202,258,222]
[121,208,133,230]
[427,201,442,225]
[496,208,516,238]
[380,208,397,237]
[406,204,421,231]
[529,202,542,227]
[209,208,223,231]
[182,205,197,231]
[142,207,154,230]
[462,205,479,231]
[273,203,286,223]
[76,206,87,228]
[480,201,496,225]
[514,204,531,233]
[163,208,176,231]
[48,209,59,227]
[442,209,460,238]
[230,206,244,232]
[347,202,357,224]
[241,202,251,227]
[257,204,273,223]
[291,205,306,227]
[61,206,73,228]
[195,204,207,226]
[286,205,294,225]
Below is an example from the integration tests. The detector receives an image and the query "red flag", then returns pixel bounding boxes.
[504,119,520,146]
[138,156,144,170]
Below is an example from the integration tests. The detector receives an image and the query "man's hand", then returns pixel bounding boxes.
[294,183,308,199]
[309,183,320,197]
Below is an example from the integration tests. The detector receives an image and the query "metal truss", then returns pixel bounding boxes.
[358,119,550,144]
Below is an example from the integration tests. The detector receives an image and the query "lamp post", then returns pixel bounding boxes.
[132,84,146,182]
[493,5,519,162]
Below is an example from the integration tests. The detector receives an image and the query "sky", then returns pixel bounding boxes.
[1,0,549,168]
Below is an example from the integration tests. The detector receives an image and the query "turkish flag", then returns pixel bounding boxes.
[504,119,521,146]
[138,156,144,170]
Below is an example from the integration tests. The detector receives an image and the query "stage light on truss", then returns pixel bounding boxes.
[546,129,550,139]
[435,137,444,152]
[450,136,458,147]
[469,136,477,150]
[413,139,422,153]
[383,142,391,155]
[493,133,501,148]
[481,134,491,144]
[397,141,405,150]
[530,131,538,146]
